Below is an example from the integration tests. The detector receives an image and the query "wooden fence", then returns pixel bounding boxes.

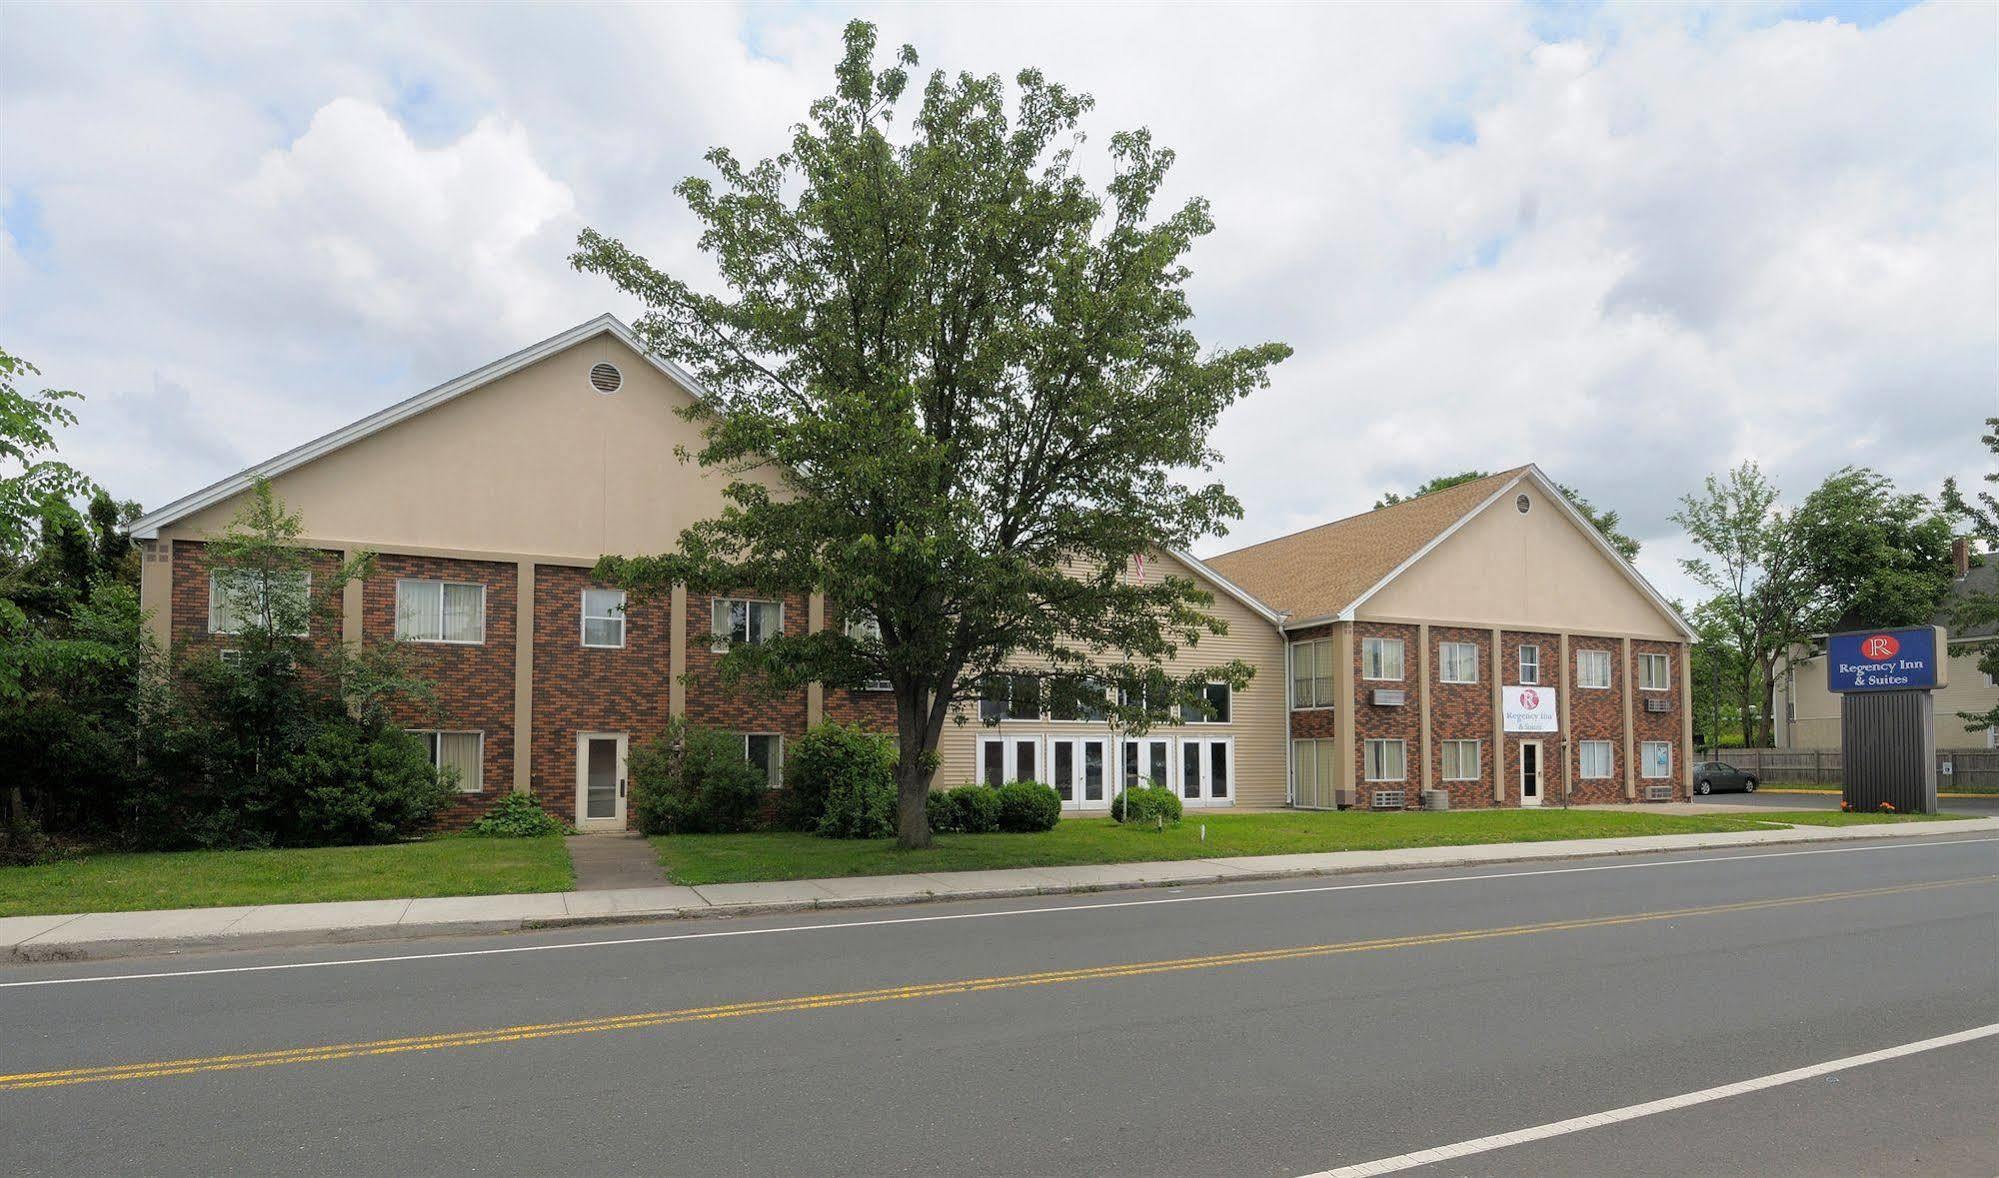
[1711,748,1999,790]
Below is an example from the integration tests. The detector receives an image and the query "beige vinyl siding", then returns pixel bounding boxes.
[933,550,1289,806]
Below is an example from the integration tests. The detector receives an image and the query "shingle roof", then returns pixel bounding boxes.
[1204,466,1532,624]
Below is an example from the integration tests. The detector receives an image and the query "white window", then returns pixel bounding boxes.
[1577,649,1611,689]
[744,734,783,789]
[1362,637,1404,681]
[1641,741,1673,779]
[1440,739,1481,781]
[1519,645,1540,685]
[1579,740,1614,779]
[1439,641,1479,684]
[1364,739,1406,782]
[582,588,626,648]
[1292,639,1335,707]
[1181,683,1231,724]
[207,568,310,636]
[844,611,890,690]
[411,730,484,793]
[712,598,781,650]
[1639,652,1672,691]
[396,579,486,644]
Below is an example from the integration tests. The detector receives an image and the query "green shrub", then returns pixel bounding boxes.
[628,721,770,835]
[783,722,897,836]
[945,785,1001,834]
[271,722,455,846]
[993,781,1061,832]
[820,773,897,839]
[926,789,957,833]
[1109,785,1183,826]
[466,792,568,838]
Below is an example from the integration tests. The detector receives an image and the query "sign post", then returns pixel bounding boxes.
[1826,625,1944,814]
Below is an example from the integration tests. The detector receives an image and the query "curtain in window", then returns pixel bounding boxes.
[396,581,434,640]
[438,732,482,792]
[442,583,482,642]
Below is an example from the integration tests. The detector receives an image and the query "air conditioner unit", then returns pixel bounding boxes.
[1371,789,1408,810]
[1645,785,1673,801]
[1644,698,1672,713]
[1421,789,1450,811]
[1371,689,1406,707]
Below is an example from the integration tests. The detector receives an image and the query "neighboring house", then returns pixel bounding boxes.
[1774,541,1998,752]
[133,316,1694,829]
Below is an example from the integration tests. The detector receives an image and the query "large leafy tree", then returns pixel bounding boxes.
[1375,469,1642,562]
[1943,417,1999,735]
[573,21,1288,847]
[1790,466,1953,630]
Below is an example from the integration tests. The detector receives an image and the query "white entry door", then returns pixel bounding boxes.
[576,733,628,830]
[1179,737,1235,807]
[1120,737,1174,793]
[1050,736,1112,809]
[1519,740,1544,807]
[977,735,1045,786]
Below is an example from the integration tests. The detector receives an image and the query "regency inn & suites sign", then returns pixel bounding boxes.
[1825,625,1945,693]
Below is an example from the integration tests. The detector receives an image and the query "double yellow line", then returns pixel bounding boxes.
[4,874,1990,1093]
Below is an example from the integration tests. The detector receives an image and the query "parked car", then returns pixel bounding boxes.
[1693,760,1759,794]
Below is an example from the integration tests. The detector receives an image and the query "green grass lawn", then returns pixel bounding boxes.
[1761,783,1999,796]
[0,836,575,918]
[649,808,1951,886]
[1755,811,1962,827]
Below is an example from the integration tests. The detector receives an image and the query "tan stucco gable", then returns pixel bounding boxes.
[1357,477,1688,640]
[155,330,762,561]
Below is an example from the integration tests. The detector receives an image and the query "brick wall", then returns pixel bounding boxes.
[363,554,519,829]
[683,589,811,738]
[824,688,897,731]
[530,566,674,828]
[1428,625,1494,809]
[1351,622,1421,804]
[168,540,346,660]
[1499,630,1562,806]
[1289,622,1338,738]
[1567,635,1627,803]
[1631,640,1687,800]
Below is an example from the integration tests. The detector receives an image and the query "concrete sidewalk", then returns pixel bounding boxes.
[6,818,1995,964]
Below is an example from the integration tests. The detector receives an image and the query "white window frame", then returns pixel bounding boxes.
[409,729,485,793]
[1181,682,1231,725]
[1577,649,1611,690]
[743,733,784,789]
[977,733,1046,786]
[581,587,627,649]
[1518,644,1540,686]
[1641,740,1673,779]
[1291,639,1335,708]
[711,597,782,652]
[1362,637,1404,681]
[1439,641,1479,685]
[208,568,311,637]
[1639,652,1672,692]
[843,612,890,691]
[1364,738,1407,782]
[1579,740,1614,780]
[1440,739,1481,781]
[1048,676,1108,723]
[395,579,486,645]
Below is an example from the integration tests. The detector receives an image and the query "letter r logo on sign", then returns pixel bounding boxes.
[1862,634,1900,661]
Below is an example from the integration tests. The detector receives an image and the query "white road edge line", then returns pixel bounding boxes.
[1298,1022,1999,1178]
[4,834,1993,990]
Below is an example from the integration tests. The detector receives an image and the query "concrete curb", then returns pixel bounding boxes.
[10,819,1995,965]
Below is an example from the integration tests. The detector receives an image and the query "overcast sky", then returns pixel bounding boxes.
[2,1,1993,604]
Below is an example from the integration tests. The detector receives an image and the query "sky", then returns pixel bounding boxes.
[1,0,1994,605]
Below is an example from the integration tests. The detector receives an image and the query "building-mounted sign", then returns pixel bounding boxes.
[1826,626,1945,693]
[1502,685,1558,733]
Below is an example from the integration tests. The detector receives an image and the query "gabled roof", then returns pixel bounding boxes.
[1207,464,1695,638]
[130,314,704,540]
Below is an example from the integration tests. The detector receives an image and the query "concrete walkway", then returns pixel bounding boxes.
[5,817,1994,964]
[565,833,669,891]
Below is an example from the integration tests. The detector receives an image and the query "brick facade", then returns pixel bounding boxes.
[1631,639,1686,800]
[1499,630,1562,806]
[683,590,812,738]
[168,539,345,660]
[1351,622,1420,801]
[1567,636,1628,804]
[1288,622,1338,739]
[1427,625,1495,809]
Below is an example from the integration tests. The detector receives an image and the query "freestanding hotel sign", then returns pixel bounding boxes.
[1827,625,1944,814]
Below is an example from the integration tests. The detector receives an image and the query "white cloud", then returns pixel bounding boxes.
[0,1,1991,607]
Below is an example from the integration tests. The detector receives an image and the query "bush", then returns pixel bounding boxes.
[271,722,455,846]
[945,785,1001,834]
[1109,785,1183,826]
[926,789,957,833]
[628,721,770,835]
[782,722,898,836]
[466,792,568,838]
[993,781,1061,833]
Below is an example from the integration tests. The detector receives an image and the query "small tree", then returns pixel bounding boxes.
[1943,417,1999,735]
[575,22,1285,848]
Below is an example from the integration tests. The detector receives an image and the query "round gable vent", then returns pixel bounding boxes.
[1516,493,1531,514]
[589,362,623,394]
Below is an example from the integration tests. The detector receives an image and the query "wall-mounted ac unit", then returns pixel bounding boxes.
[1372,689,1406,707]
[1371,789,1407,810]
[1644,698,1672,713]
[1644,785,1672,801]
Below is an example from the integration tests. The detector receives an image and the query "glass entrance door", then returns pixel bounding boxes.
[1178,737,1234,807]
[1051,736,1111,809]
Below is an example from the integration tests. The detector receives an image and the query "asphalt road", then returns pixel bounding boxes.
[1695,788,1999,816]
[2,832,1994,1177]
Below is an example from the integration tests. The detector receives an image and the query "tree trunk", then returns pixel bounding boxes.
[1758,671,1778,749]
[893,686,934,850]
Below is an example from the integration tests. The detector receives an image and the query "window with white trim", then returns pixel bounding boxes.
[1639,652,1671,691]
[1577,649,1611,689]
[1518,644,1540,685]
[1048,677,1107,722]
[843,611,890,690]
[1362,637,1404,681]
[1180,682,1231,724]
[1579,740,1614,779]
[1641,741,1673,779]
[396,579,485,644]
[411,730,484,793]
[1364,739,1406,782]
[208,569,311,636]
[1440,739,1481,781]
[582,588,626,648]
[980,674,1041,722]
[744,734,783,789]
[1291,639,1335,707]
[712,598,781,650]
[1439,641,1479,684]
